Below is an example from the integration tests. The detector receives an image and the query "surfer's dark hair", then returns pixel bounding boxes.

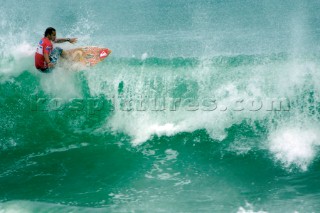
[44,27,56,36]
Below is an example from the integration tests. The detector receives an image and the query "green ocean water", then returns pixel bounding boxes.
[1,0,320,212]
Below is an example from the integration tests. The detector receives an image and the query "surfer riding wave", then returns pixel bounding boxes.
[35,27,77,73]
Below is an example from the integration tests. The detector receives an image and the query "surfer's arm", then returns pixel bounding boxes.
[54,38,78,44]
[44,53,54,68]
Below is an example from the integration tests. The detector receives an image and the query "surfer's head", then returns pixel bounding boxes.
[44,27,56,41]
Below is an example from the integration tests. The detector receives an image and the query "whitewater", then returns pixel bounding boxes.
[1,0,320,212]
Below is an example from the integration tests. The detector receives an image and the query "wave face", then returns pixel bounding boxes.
[1,0,320,212]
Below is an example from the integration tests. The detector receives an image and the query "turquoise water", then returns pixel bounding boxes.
[1,0,320,212]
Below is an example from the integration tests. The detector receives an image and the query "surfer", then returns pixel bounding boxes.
[35,27,77,73]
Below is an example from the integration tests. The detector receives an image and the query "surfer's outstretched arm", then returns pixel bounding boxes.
[54,38,78,44]
[54,38,77,58]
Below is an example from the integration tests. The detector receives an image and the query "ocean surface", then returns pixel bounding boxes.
[1,0,320,212]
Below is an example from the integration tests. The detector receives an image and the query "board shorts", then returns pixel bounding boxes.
[40,47,63,73]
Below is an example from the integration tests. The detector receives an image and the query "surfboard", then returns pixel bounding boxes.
[64,47,111,67]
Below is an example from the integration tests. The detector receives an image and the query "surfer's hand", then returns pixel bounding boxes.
[48,62,55,68]
[69,38,78,44]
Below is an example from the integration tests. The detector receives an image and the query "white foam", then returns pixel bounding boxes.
[141,53,148,60]
[39,67,82,100]
[269,126,320,171]
[165,149,179,161]
[12,42,34,58]
[133,123,182,145]
[237,202,268,213]
[106,79,262,145]
[0,200,99,213]
[84,46,320,150]
[0,41,35,77]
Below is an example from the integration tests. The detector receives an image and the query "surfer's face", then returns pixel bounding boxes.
[48,31,56,41]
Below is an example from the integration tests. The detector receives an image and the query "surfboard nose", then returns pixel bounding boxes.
[99,49,111,59]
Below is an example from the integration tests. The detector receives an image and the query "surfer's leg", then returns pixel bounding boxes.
[49,47,63,64]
